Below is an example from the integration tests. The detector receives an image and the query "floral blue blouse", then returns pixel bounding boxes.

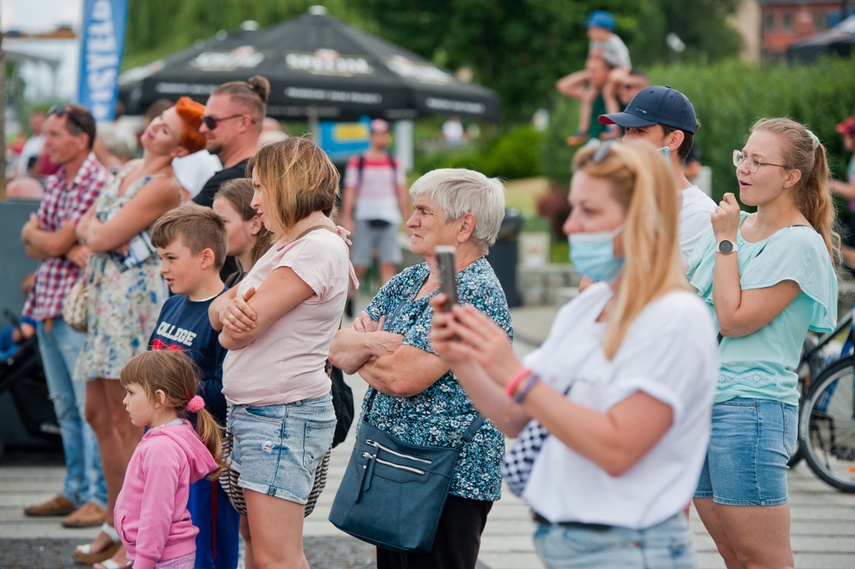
[360,257,513,501]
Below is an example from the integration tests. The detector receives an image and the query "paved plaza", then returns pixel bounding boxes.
[2,301,854,568]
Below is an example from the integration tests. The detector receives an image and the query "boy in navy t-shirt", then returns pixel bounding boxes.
[149,204,238,569]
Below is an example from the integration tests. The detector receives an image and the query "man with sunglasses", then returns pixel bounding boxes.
[19,104,111,528]
[599,85,715,262]
[192,76,270,211]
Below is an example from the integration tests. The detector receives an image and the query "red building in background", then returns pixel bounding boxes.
[760,1,853,57]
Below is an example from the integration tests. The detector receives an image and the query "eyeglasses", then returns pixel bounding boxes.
[48,105,86,132]
[732,150,787,173]
[200,114,251,130]
[620,83,644,91]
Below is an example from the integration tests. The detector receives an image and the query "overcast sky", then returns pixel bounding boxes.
[1,0,83,33]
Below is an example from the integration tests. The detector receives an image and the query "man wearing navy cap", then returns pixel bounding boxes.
[600,85,715,262]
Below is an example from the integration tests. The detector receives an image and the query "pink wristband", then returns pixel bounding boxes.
[505,367,532,399]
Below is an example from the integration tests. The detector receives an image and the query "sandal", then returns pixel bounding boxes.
[93,560,125,569]
[566,130,589,146]
[598,125,621,140]
[74,522,122,564]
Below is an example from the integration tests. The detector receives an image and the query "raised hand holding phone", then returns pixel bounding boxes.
[435,245,458,312]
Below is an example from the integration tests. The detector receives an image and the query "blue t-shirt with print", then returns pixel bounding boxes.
[149,290,229,425]
[360,257,512,501]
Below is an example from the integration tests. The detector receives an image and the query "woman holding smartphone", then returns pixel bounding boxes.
[430,141,719,568]
[329,168,511,569]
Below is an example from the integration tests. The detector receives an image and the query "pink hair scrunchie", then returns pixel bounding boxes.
[187,395,205,413]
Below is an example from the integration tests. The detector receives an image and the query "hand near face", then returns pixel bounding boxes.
[711,192,740,242]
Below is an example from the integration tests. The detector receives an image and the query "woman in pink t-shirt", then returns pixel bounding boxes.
[209,138,353,569]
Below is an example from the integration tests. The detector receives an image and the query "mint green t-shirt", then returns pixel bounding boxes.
[686,212,837,405]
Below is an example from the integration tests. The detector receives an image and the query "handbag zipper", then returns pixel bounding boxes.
[366,439,433,464]
[362,451,426,475]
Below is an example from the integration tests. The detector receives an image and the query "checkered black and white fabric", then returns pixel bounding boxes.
[501,418,549,497]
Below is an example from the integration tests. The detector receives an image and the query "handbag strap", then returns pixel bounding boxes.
[293,224,339,241]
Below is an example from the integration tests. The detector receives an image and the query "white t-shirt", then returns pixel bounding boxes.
[222,229,351,406]
[172,151,222,199]
[522,282,718,529]
[17,135,44,176]
[679,185,716,263]
[343,154,406,224]
[589,34,631,69]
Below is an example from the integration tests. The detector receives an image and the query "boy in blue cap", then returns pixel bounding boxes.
[600,85,716,263]
[557,10,631,144]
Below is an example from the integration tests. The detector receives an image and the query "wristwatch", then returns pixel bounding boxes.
[716,239,735,254]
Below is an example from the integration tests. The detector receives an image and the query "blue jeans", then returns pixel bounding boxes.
[37,318,106,507]
[533,512,698,569]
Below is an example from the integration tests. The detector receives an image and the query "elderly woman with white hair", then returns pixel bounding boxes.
[329,168,512,569]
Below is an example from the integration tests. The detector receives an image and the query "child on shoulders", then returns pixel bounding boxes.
[557,10,631,145]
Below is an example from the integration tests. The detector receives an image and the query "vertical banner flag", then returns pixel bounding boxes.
[77,0,128,121]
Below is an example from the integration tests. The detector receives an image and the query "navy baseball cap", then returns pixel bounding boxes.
[599,85,698,134]
[586,10,615,31]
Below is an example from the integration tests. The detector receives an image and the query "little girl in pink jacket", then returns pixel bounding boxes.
[114,351,222,569]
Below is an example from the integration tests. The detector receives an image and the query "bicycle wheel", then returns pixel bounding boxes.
[800,356,855,492]
[791,334,825,466]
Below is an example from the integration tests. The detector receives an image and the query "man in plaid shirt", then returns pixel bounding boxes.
[19,105,112,528]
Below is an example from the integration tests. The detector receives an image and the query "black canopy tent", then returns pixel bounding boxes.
[119,8,500,123]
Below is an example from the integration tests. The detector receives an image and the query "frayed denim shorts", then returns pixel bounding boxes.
[695,397,797,506]
[228,393,336,503]
[533,512,697,568]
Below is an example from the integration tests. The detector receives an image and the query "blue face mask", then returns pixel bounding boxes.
[568,226,625,283]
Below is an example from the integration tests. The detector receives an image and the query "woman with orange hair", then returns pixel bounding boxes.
[73,97,207,569]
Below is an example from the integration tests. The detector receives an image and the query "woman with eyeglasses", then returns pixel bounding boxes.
[73,97,207,569]
[430,140,719,568]
[687,118,837,568]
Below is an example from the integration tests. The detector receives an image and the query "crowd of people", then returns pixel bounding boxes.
[7,8,854,568]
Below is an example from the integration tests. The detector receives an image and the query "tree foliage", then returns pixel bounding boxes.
[348,0,742,121]
[626,0,743,66]
[124,0,360,67]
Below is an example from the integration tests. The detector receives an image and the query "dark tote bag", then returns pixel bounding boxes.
[329,389,484,554]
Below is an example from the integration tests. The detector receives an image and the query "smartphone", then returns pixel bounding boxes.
[435,245,458,312]
[658,146,671,162]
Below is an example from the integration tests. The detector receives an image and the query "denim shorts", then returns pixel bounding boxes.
[694,397,797,506]
[228,393,336,503]
[533,512,697,568]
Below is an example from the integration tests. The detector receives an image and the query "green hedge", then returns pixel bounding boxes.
[414,126,543,180]
[542,56,855,203]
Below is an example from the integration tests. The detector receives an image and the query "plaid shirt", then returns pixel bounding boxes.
[23,153,112,321]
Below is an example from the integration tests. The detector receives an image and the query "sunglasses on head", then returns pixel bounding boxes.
[48,105,86,132]
[592,139,616,162]
[201,114,252,130]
